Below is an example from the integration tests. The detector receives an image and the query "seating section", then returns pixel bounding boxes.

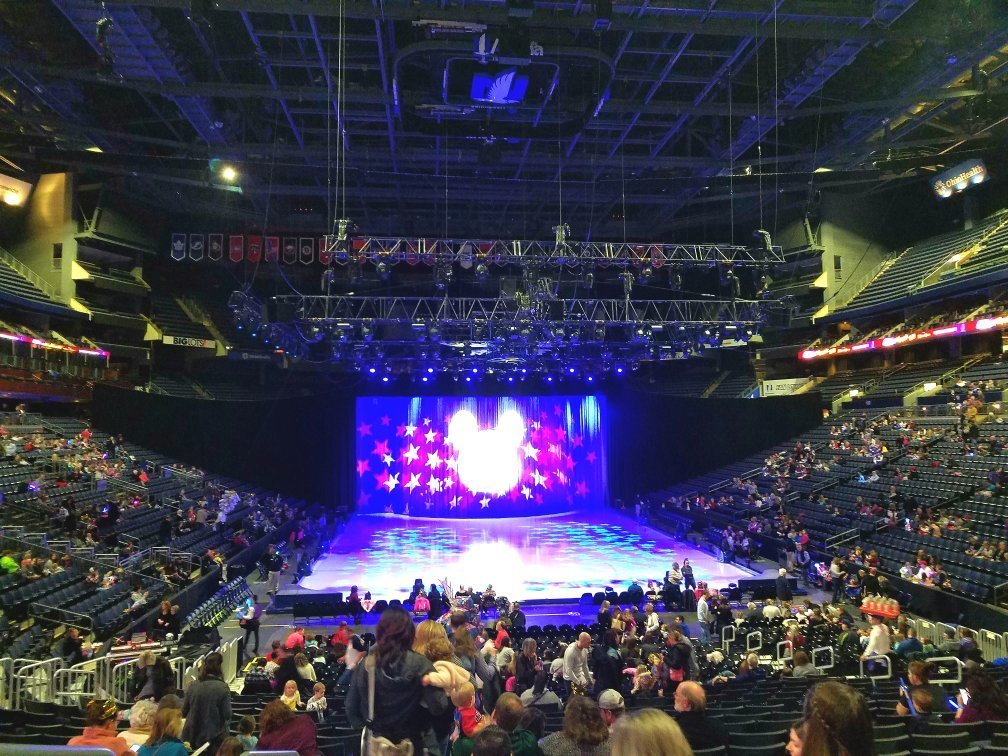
[710,371,758,398]
[0,260,61,309]
[150,373,202,399]
[843,211,1008,314]
[151,295,212,340]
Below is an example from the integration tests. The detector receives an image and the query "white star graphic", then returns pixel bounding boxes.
[445,456,459,472]
[555,469,568,485]
[531,421,541,430]
[424,429,438,444]
[427,476,442,493]
[404,472,422,492]
[381,454,394,465]
[480,496,491,508]
[425,450,442,470]
[521,485,532,500]
[442,475,455,489]
[523,443,539,461]
[383,472,400,492]
[450,496,461,509]
[403,444,420,464]
[423,417,432,426]
[532,469,547,487]
[404,424,417,437]
[548,443,561,457]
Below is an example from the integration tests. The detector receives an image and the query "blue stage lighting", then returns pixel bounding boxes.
[422,376,428,382]
[369,367,377,374]
[616,366,624,374]
[568,367,575,374]
[427,367,434,373]
[382,376,389,383]
[587,376,594,382]
[465,376,472,383]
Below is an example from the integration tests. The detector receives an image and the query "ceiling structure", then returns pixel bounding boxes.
[0,0,1006,243]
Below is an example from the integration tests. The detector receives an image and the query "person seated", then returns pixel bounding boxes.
[257,699,318,756]
[279,679,302,710]
[137,709,188,756]
[67,699,132,756]
[453,681,486,738]
[305,682,327,717]
[413,590,430,616]
[789,650,822,678]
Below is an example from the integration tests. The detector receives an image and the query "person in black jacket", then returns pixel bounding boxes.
[776,568,793,603]
[590,629,625,697]
[61,627,85,666]
[514,638,539,695]
[508,602,526,632]
[131,651,174,701]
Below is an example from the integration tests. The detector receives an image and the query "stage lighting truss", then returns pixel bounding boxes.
[319,235,784,268]
[262,293,766,374]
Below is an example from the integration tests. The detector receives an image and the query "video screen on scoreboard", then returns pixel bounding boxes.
[355,395,607,517]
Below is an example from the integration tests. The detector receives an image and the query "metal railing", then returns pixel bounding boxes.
[979,629,1004,663]
[0,247,61,302]
[0,657,12,708]
[858,654,892,680]
[811,646,835,671]
[11,657,63,707]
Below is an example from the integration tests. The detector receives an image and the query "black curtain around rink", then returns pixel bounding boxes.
[92,383,822,511]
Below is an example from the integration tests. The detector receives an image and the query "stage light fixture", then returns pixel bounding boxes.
[475,262,489,282]
[376,261,391,281]
[219,165,238,182]
[620,271,633,297]
[640,266,653,284]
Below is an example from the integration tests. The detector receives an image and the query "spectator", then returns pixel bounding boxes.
[346,607,450,754]
[596,689,625,732]
[61,626,85,666]
[562,633,593,695]
[280,679,302,710]
[471,725,512,756]
[521,671,561,708]
[452,681,485,738]
[611,708,692,756]
[131,651,174,702]
[452,692,540,756]
[590,630,624,696]
[514,638,539,695]
[776,568,793,603]
[257,699,319,756]
[305,683,327,716]
[120,699,158,748]
[237,596,262,657]
[540,696,609,755]
[181,652,232,753]
[516,707,547,740]
[897,661,950,715]
[894,628,923,659]
[216,737,244,756]
[67,699,132,756]
[795,681,874,755]
[672,681,728,752]
[295,653,317,683]
[789,651,822,678]
[955,670,1008,723]
[138,709,188,756]
[493,621,510,651]
[508,601,526,632]
[153,600,174,641]
[860,614,891,663]
[237,715,258,751]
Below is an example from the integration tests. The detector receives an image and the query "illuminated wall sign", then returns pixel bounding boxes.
[800,312,1005,361]
[932,159,987,199]
[0,331,108,357]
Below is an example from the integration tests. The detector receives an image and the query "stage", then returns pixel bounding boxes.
[271,510,759,610]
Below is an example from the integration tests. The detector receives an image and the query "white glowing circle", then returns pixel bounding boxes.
[447,408,525,496]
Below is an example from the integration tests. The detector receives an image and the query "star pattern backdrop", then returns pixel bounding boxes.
[355,395,608,517]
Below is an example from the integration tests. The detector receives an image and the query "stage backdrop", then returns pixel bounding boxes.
[355,394,607,516]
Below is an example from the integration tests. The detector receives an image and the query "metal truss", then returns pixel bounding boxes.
[274,295,767,327]
[322,237,783,267]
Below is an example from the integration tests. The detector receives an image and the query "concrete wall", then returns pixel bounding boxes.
[817,192,893,309]
[10,172,77,300]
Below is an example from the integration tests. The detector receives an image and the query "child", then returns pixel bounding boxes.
[305,682,327,715]
[451,681,485,738]
[279,679,301,710]
[237,715,257,752]
[420,636,471,696]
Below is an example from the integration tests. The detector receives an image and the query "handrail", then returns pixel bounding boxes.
[0,246,61,302]
[828,251,900,312]
[826,528,860,549]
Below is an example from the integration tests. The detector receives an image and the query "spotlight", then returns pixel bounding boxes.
[546,376,553,382]
[368,367,376,374]
[475,262,489,282]
[2,190,20,206]
[376,261,390,281]
[616,366,624,374]
[620,271,633,297]
[382,376,389,383]
[639,266,653,284]
[422,376,428,383]
[568,367,575,374]
[587,375,594,382]
[427,367,434,374]
[219,165,238,182]
[583,271,594,289]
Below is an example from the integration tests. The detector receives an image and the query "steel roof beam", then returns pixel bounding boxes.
[239,11,304,149]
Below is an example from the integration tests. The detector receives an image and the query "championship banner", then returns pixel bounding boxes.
[229,235,244,263]
[247,235,262,262]
[282,237,297,265]
[170,233,186,261]
[208,233,223,261]
[318,236,331,265]
[299,237,314,265]
[264,236,279,261]
[188,234,204,261]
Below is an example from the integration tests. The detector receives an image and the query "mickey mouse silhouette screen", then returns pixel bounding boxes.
[354,395,607,516]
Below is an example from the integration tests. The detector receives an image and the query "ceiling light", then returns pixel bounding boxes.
[2,190,20,206]
[220,165,238,182]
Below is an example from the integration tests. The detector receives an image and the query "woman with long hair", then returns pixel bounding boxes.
[540,695,611,756]
[791,681,873,756]
[956,670,1008,723]
[597,600,613,630]
[137,709,187,756]
[897,660,948,716]
[257,699,318,756]
[412,619,446,655]
[346,607,450,754]
[514,637,539,695]
[611,708,691,756]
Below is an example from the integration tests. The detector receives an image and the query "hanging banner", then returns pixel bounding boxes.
[318,236,332,265]
[170,233,186,261]
[208,233,223,261]
[247,235,262,263]
[229,235,244,263]
[264,236,279,261]
[282,237,297,265]
[299,237,314,265]
[188,234,204,261]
